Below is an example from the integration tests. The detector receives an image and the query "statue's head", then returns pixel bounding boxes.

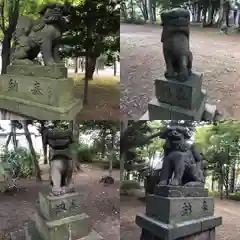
[46,128,73,149]
[38,2,73,23]
[161,8,190,26]
[161,126,191,142]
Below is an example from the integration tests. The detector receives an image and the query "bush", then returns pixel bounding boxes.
[77,144,94,163]
[101,150,120,169]
[122,17,145,25]
[0,147,35,179]
[120,180,141,191]
[208,190,220,197]
[229,192,240,201]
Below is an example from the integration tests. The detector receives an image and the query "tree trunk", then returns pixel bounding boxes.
[148,0,154,24]
[197,4,202,22]
[85,56,96,80]
[42,132,48,165]
[11,122,18,151]
[224,165,229,198]
[5,132,12,149]
[1,0,20,75]
[69,120,81,172]
[22,121,42,181]
[1,36,11,74]
[120,1,128,20]
[74,57,78,73]
[211,176,214,191]
[230,164,236,193]
[113,58,117,76]
[120,120,128,183]
[130,0,134,20]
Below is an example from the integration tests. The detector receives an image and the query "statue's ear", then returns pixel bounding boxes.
[161,129,171,139]
[38,3,57,15]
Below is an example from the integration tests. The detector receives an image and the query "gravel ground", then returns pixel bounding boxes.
[120,24,240,119]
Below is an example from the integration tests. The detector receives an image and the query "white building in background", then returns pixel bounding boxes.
[0,132,42,155]
[0,121,42,155]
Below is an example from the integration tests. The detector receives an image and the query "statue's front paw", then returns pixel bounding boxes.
[169,179,180,186]
[158,180,167,186]
[51,187,63,196]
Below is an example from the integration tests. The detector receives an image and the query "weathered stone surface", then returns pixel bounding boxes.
[39,192,83,221]
[140,227,216,240]
[35,211,91,240]
[0,74,74,107]
[10,221,43,240]
[154,185,208,198]
[136,214,222,240]
[179,228,215,240]
[148,90,206,120]
[0,95,82,120]
[155,73,203,110]
[7,63,67,79]
[79,230,103,240]
[11,3,71,66]
[146,195,214,224]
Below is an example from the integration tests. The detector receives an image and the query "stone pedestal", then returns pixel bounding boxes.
[10,192,102,240]
[136,185,222,240]
[140,73,218,120]
[0,62,82,120]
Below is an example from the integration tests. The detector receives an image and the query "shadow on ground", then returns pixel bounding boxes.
[73,75,120,120]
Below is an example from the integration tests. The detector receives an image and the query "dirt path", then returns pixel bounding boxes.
[120,196,240,240]
[0,164,120,240]
[120,24,240,119]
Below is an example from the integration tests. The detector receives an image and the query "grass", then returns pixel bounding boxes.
[73,73,120,120]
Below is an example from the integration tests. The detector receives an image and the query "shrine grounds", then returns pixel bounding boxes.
[0,164,120,240]
[120,24,240,120]
[120,195,240,240]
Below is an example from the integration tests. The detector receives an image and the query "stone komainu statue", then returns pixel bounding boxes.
[161,8,193,82]
[44,128,74,196]
[11,2,72,66]
[158,126,204,186]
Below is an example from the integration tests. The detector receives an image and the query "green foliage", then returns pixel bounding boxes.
[102,150,120,169]
[77,143,94,162]
[120,180,141,190]
[0,147,36,178]
[208,190,220,197]
[62,0,120,58]
[122,17,145,25]
[229,192,240,201]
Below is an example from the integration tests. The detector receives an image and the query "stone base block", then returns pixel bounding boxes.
[154,73,203,110]
[0,95,82,120]
[154,185,209,198]
[8,61,68,79]
[10,221,103,240]
[148,91,206,120]
[0,74,75,107]
[39,192,83,221]
[35,212,91,240]
[146,195,214,224]
[136,214,222,240]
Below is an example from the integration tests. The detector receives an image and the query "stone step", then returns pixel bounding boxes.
[35,212,91,240]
